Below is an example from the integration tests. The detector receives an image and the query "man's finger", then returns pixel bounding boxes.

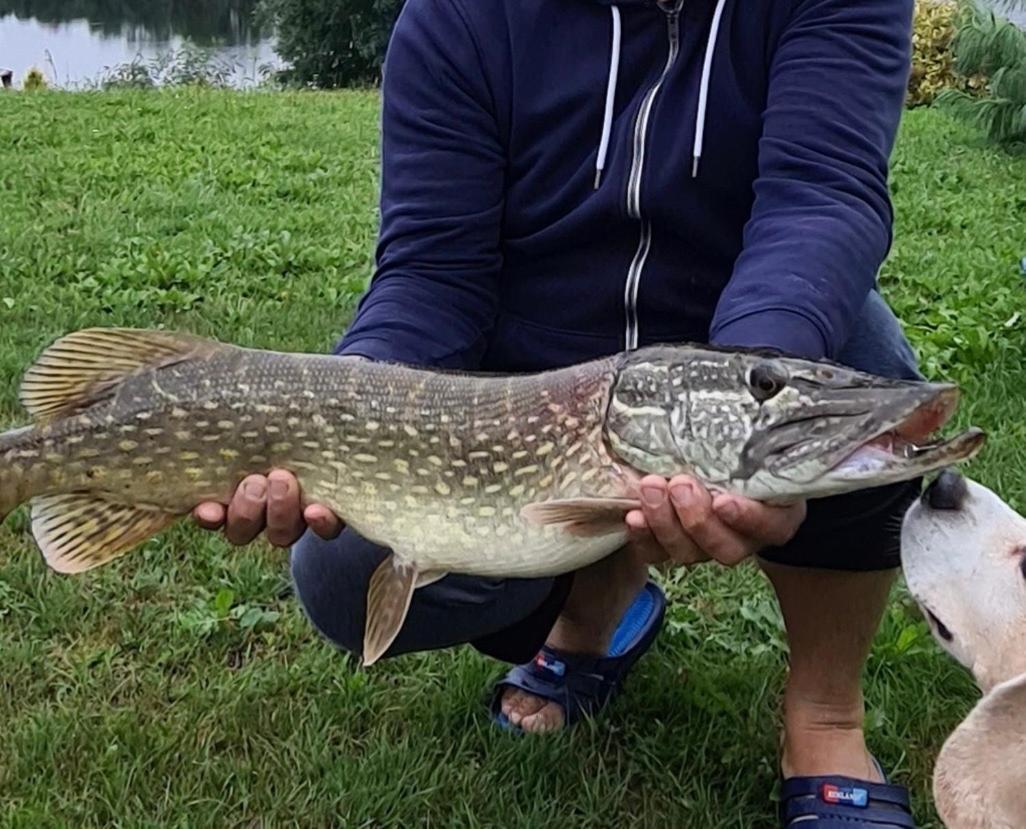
[667,476,756,567]
[712,494,807,547]
[305,504,344,540]
[193,502,226,531]
[265,470,306,548]
[626,512,709,569]
[625,514,672,566]
[636,476,707,565]
[224,475,268,546]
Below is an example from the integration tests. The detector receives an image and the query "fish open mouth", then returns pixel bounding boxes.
[833,387,985,474]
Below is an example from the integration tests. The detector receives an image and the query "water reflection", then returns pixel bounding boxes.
[0,0,265,44]
[0,0,279,87]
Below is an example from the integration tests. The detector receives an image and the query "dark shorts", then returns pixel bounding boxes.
[291,290,924,664]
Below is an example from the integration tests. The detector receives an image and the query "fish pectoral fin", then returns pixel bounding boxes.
[520,497,641,537]
[363,553,420,668]
[20,327,221,421]
[30,493,177,574]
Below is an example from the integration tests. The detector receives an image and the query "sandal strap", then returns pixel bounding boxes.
[492,646,623,723]
[781,776,911,809]
[780,775,916,828]
[490,582,666,730]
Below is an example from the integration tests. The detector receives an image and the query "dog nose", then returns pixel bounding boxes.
[923,469,968,511]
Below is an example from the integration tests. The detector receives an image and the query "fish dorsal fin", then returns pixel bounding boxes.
[31,493,177,574]
[20,327,218,421]
[520,497,640,537]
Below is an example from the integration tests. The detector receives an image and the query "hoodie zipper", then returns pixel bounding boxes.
[623,0,682,351]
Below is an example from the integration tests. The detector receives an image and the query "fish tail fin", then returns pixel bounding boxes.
[19,327,222,423]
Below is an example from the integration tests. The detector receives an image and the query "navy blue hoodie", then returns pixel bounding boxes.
[336,0,915,373]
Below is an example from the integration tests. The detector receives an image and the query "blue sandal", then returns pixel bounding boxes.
[779,759,917,827]
[489,581,666,732]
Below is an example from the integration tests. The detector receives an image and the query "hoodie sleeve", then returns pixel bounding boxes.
[708,0,914,360]
[334,0,504,369]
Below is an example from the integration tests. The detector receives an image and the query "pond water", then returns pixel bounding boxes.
[0,0,281,88]
[1,0,1023,90]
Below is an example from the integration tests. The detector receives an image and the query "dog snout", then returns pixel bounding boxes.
[923,468,968,511]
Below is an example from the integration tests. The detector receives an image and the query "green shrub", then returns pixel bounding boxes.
[908,0,987,106]
[257,0,404,88]
[22,67,48,91]
[96,45,241,90]
[937,0,1026,144]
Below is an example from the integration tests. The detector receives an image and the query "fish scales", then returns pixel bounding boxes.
[1,327,985,664]
[2,342,627,579]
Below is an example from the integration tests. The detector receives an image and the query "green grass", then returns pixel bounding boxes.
[1,90,1025,828]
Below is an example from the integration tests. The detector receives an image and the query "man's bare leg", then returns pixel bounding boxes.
[761,561,895,781]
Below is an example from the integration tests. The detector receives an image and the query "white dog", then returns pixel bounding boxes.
[901,470,1026,829]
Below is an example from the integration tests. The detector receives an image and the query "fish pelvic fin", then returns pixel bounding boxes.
[363,553,431,667]
[20,327,222,422]
[31,493,178,574]
[520,497,640,538]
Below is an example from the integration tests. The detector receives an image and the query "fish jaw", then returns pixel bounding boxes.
[744,428,986,500]
[739,386,986,500]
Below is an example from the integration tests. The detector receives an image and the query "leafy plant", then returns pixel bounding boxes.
[178,587,281,638]
[96,44,256,90]
[22,67,48,91]
[937,0,1026,144]
[908,0,987,106]
[256,0,405,88]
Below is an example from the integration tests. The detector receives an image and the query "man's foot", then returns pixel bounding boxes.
[777,703,918,826]
[498,545,649,733]
[499,613,618,732]
[781,721,883,783]
[490,578,665,734]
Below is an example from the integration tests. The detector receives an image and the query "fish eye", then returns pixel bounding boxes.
[747,362,788,402]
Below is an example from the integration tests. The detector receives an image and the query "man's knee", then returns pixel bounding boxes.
[836,289,923,381]
[290,528,386,657]
[759,478,919,572]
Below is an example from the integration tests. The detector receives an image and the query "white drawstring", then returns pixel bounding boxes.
[595,0,726,186]
[594,5,622,190]
[692,0,727,178]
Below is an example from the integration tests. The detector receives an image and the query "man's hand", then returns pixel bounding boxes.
[626,474,806,568]
[193,469,343,548]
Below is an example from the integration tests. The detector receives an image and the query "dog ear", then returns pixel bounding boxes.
[934,675,1026,828]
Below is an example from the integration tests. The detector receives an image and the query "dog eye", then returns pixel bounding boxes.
[1020,551,1026,582]
[926,609,954,643]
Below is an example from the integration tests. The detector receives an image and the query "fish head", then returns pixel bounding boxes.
[604,345,985,500]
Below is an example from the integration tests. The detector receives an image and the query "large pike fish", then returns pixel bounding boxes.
[0,328,984,663]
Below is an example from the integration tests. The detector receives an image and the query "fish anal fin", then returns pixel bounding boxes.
[520,497,640,538]
[363,553,419,667]
[20,327,221,421]
[31,493,177,574]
